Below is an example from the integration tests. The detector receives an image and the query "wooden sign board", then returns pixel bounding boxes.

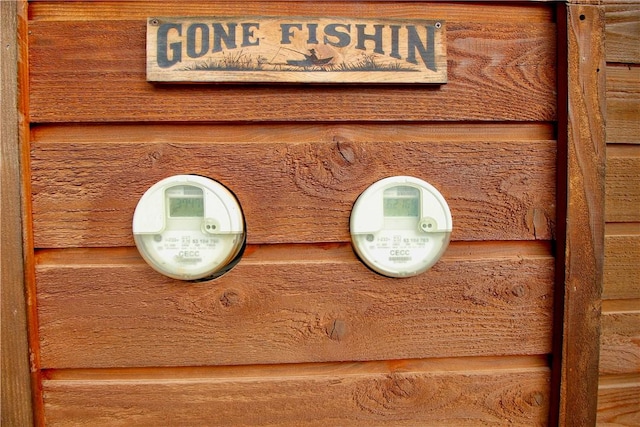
[147,17,447,84]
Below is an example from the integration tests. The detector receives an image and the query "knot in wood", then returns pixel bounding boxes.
[219,290,241,308]
[326,319,347,341]
[140,149,163,168]
[511,284,526,297]
[335,139,356,164]
[284,140,370,198]
[530,391,545,407]
[353,373,419,415]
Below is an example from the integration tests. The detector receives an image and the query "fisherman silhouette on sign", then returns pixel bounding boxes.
[286,49,333,67]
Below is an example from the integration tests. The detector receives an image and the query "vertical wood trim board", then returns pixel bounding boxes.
[0,0,33,425]
[554,4,606,426]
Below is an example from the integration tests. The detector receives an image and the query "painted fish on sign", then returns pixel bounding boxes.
[146,17,447,83]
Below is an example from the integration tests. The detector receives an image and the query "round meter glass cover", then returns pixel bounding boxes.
[132,175,245,281]
[350,176,452,278]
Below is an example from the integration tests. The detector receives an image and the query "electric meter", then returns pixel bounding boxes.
[350,176,452,278]
[132,175,245,280]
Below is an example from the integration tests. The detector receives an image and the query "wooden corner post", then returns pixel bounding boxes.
[552,2,606,426]
[1,0,34,425]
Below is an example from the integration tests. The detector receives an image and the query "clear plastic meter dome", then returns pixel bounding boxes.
[132,175,245,280]
[350,176,452,278]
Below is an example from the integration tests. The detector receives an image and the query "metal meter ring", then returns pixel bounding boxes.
[350,176,452,278]
[132,175,245,281]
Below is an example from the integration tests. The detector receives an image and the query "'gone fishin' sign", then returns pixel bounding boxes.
[146,17,447,83]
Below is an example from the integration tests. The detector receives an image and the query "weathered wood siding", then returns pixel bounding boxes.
[1,1,33,425]
[23,1,565,424]
[597,2,640,425]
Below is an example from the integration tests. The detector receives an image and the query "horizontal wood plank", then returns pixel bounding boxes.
[30,126,556,247]
[35,243,554,369]
[605,4,640,64]
[31,122,556,144]
[606,64,640,144]
[605,144,640,223]
[41,357,551,426]
[28,17,556,122]
[597,374,640,426]
[603,0,640,4]
[29,1,555,23]
[604,223,640,300]
[599,301,640,376]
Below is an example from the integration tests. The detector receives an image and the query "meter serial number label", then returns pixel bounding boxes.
[367,233,431,264]
[155,232,221,264]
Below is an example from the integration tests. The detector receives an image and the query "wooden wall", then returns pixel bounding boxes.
[8,0,600,424]
[1,1,34,425]
[597,1,640,425]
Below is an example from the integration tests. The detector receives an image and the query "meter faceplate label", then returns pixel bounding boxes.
[356,230,449,276]
[154,230,220,265]
[364,231,433,265]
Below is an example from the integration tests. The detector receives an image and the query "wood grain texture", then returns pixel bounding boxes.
[35,244,554,369]
[27,11,556,122]
[597,374,640,426]
[145,16,448,84]
[605,4,640,64]
[28,1,555,23]
[19,1,596,425]
[30,125,557,247]
[606,144,640,223]
[598,2,640,426]
[604,0,640,4]
[41,357,551,426]
[606,65,640,144]
[599,301,640,376]
[604,223,640,300]
[556,4,606,426]
[0,1,34,426]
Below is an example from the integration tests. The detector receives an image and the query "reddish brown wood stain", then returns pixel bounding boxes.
[30,1,557,424]
[597,3,640,425]
[0,0,618,425]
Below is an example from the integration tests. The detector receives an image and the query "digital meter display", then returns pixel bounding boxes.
[383,186,420,217]
[169,197,204,217]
